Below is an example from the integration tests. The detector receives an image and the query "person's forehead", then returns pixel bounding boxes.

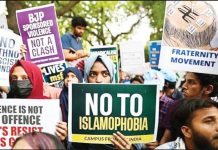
[185,72,200,81]
[12,66,27,75]
[75,26,86,29]
[166,1,215,33]
[192,107,218,121]
[91,61,108,71]
[67,72,76,76]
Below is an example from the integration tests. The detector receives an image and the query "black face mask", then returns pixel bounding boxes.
[10,80,33,98]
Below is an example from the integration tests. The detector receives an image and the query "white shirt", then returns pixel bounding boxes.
[155,137,186,149]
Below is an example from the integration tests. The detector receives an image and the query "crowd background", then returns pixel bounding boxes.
[1,1,218,150]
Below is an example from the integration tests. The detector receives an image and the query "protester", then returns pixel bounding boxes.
[159,72,218,146]
[157,69,178,141]
[130,75,144,84]
[19,44,63,98]
[145,69,179,149]
[68,54,142,150]
[160,69,182,100]
[84,53,116,83]
[7,60,67,143]
[60,67,83,123]
[61,16,89,68]
[156,99,218,149]
[119,69,130,84]
[12,131,65,149]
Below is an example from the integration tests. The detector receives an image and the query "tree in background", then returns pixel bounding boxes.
[6,1,166,61]
[6,1,79,34]
[58,1,148,46]
[141,1,166,61]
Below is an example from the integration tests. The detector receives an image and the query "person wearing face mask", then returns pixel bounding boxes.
[7,60,46,99]
[7,60,68,147]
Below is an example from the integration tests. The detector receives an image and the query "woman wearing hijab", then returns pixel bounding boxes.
[60,67,83,123]
[8,60,47,99]
[7,60,68,143]
[71,54,142,150]
[84,53,116,83]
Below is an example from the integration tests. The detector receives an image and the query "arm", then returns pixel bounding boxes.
[20,44,27,60]
[159,129,172,145]
[63,49,89,61]
[145,141,159,150]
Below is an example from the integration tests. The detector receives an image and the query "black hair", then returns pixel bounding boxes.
[163,79,176,90]
[194,73,218,97]
[71,16,87,27]
[130,75,144,84]
[171,99,218,139]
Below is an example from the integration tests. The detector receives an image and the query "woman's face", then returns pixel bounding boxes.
[88,61,111,83]
[64,72,79,87]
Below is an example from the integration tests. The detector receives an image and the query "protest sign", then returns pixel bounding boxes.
[159,1,218,74]
[90,45,119,83]
[16,4,65,67]
[148,41,161,70]
[0,99,60,149]
[0,29,22,86]
[120,41,146,75]
[68,83,159,144]
[41,61,67,85]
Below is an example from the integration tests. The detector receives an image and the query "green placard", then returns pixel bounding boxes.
[68,83,159,144]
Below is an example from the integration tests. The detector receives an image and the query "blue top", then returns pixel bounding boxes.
[61,33,83,51]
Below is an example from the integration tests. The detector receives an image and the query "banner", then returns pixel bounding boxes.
[90,45,119,83]
[0,99,60,149]
[120,41,145,75]
[148,41,161,70]
[0,29,22,86]
[68,84,159,144]
[16,4,65,67]
[159,1,218,74]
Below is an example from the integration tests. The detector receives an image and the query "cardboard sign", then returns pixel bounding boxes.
[159,1,218,74]
[0,29,22,86]
[41,62,67,85]
[16,4,65,67]
[148,41,161,70]
[120,41,145,75]
[68,84,159,144]
[0,99,60,149]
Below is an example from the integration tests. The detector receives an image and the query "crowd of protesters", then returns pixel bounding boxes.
[1,14,218,150]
